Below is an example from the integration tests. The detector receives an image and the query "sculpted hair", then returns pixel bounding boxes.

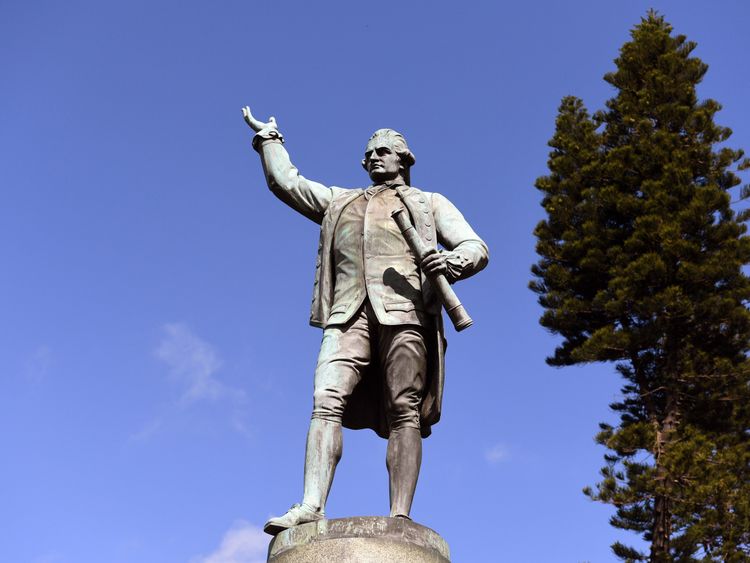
[366,129,416,167]
[364,128,415,184]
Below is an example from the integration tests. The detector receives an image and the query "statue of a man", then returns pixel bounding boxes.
[242,108,489,535]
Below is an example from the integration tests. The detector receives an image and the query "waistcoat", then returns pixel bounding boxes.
[310,185,439,329]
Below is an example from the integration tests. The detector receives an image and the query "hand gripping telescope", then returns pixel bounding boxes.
[391,207,473,332]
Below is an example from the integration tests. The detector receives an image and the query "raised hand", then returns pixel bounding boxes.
[242,106,277,132]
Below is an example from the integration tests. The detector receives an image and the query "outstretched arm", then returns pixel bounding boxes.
[242,107,332,224]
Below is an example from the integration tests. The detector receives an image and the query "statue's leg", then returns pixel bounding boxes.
[301,418,341,512]
[265,308,371,535]
[386,426,422,518]
[379,324,427,518]
[265,420,343,535]
[303,306,372,513]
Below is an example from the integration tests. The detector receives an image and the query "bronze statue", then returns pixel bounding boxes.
[242,108,488,535]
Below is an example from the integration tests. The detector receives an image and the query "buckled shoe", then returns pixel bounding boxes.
[263,503,324,536]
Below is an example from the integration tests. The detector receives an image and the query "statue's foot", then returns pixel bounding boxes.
[391,513,412,520]
[263,503,324,536]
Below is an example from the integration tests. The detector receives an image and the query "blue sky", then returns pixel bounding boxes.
[3,1,749,562]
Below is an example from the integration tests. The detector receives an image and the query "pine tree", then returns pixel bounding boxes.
[531,12,750,561]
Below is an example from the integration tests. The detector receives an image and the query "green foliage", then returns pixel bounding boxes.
[532,11,750,561]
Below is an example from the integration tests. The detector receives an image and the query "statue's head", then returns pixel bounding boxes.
[362,128,415,185]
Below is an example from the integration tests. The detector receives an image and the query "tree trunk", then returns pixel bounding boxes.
[651,395,679,562]
[651,491,671,561]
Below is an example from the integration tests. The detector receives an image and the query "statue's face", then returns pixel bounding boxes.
[363,140,402,183]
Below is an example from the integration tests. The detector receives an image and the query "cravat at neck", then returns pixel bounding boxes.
[365,181,403,200]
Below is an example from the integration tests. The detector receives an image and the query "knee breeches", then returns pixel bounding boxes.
[311,302,427,432]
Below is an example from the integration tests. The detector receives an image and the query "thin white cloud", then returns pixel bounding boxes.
[128,415,164,443]
[129,323,251,442]
[192,521,267,563]
[155,323,228,405]
[484,443,509,464]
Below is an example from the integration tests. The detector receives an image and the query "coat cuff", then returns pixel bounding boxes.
[252,125,285,152]
[443,251,471,283]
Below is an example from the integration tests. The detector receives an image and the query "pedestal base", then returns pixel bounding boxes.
[267,516,450,563]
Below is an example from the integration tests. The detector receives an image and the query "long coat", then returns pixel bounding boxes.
[256,135,488,438]
[311,185,447,438]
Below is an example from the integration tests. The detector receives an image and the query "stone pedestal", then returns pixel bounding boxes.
[267,516,450,562]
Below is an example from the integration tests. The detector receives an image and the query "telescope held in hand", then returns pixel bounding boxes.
[391,207,473,332]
